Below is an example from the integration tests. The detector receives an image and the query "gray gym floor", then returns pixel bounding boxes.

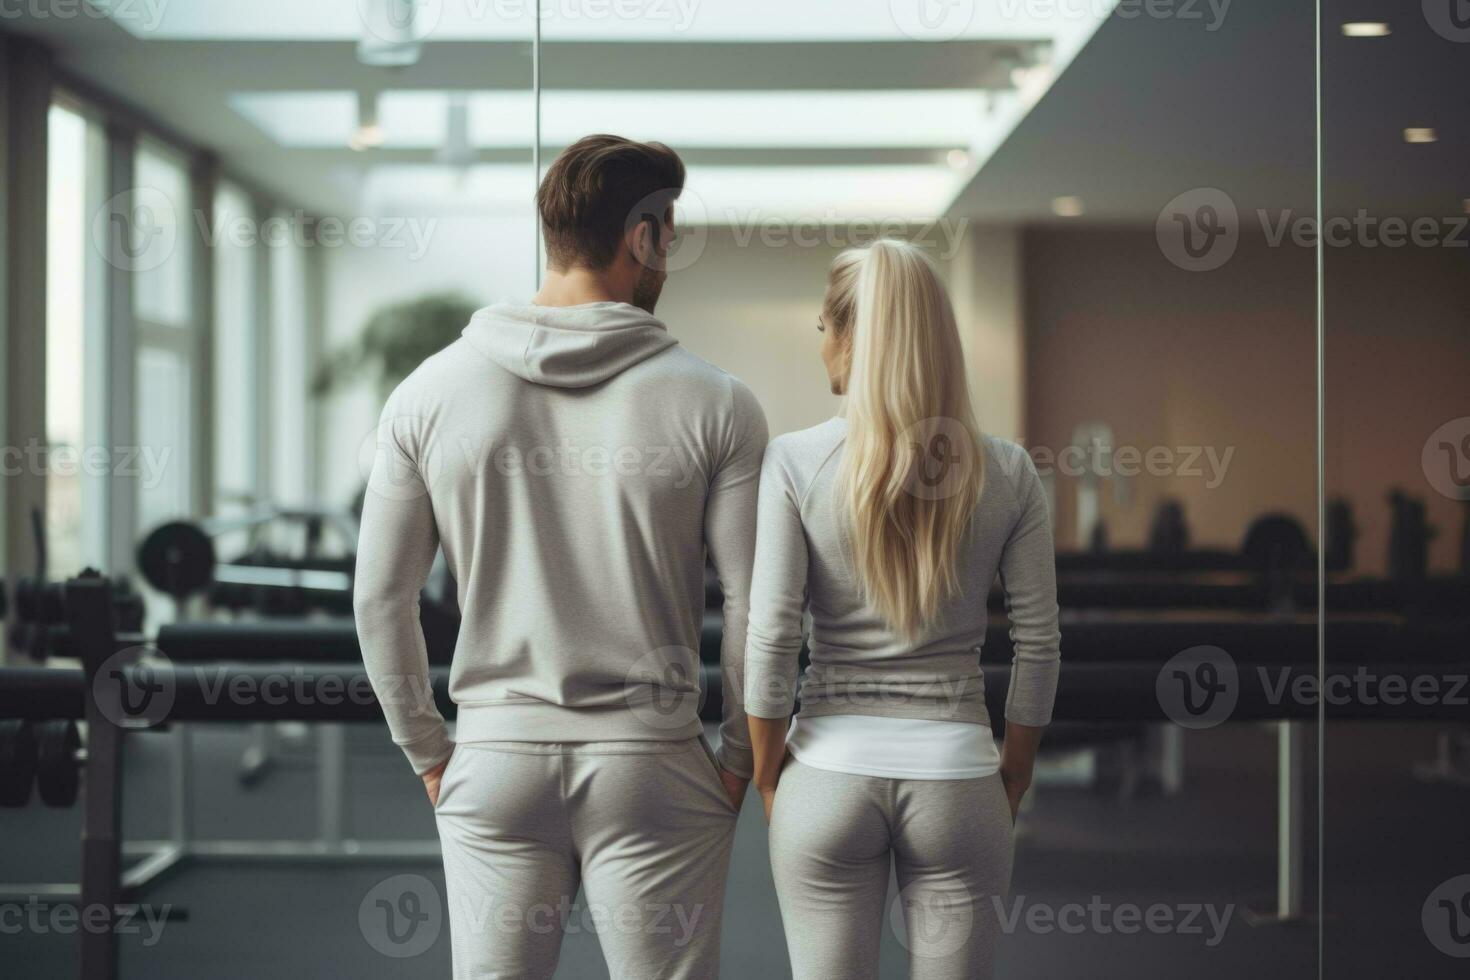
[3,721,1467,978]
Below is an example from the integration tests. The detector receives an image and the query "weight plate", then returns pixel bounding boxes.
[0,719,36,807]
[35,719,80,808]
[137,521,217,599]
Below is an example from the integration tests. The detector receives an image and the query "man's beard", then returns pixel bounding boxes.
[631,266,665,314]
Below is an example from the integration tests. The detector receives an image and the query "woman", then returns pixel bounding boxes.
[745,239,1060,979]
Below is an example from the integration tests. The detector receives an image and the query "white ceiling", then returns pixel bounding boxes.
[12,0,1109,221]
[11,2,1461,226]
[91,0,1099,42]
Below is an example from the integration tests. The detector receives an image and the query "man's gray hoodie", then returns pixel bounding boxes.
[354,302,768,777]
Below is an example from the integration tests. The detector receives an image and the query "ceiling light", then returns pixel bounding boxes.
[232,90,999,150]
[437,94,474,168]
[357,0,423,67]
[1404,128,1438,144]
[1051,196,1084,217]
[350,91,384,151]
[1341,22,1390,37]
[349,125,384,152]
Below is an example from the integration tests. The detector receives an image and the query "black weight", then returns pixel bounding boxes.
[0,719,37,807]
[35,719,80,808]
[137,521,216,599]
[1241,513,1310,573]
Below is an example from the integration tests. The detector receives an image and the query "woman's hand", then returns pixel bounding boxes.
[757,781,779,823]
[422,753,452,807]
[748,715,790,825]
[999,720,1045,825]
[1000,768,1030,824]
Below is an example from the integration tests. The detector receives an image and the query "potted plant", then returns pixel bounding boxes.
[312,292,481,401]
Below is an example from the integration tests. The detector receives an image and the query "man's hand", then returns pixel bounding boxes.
[422,754,452,807]
[720,768,749,814]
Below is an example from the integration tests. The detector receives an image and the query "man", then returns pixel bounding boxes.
[354,134,767,978]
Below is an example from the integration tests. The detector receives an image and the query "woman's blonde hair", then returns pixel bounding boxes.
[827,239,984,638]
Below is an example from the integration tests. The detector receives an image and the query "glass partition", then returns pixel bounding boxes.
[541,2,1322,976]
[3,1,1358,977]
[1321,5,1470,977]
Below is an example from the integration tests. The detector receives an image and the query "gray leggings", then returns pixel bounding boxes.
[768,761,1014,980]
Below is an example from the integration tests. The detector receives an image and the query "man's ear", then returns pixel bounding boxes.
[626,217,656,268]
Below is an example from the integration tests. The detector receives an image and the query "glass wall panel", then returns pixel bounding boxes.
[545,2,1324,976]
[1322,6,1470,977]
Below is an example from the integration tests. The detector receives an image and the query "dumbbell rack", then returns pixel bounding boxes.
[0,573,447,980]
[119,722,443,867]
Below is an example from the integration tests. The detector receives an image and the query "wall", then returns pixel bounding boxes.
[1324,242,1470,575]
[315,214,537,503]
[654,227,846,438]
[949,226,1024,441]
[316,224,846,503]
[1022,224,1470,575]
[318,221,1028,507]
[1023,225,1318,554]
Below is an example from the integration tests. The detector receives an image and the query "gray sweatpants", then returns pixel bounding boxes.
[434,737,739,979]
[768,762,1015,980]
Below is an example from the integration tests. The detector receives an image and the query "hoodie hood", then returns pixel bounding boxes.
[462,302,678,389]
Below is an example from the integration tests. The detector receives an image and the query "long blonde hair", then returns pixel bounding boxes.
[829,239,984,637]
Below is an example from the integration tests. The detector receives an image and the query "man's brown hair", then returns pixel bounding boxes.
[536,134,686,271]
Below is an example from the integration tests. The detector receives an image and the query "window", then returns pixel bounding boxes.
[133,140,196,532]
[213,182,261,517]
[45,101,106,576]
